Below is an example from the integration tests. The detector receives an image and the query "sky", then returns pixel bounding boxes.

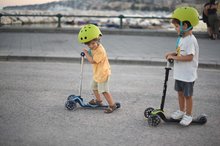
[0,0,60,7]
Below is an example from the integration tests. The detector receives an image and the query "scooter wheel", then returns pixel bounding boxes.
[148,115,161,127]
[65,100,77,110]
[116,102,121,108]
[67,95,75,101]
[144,107,154,118]
[197,114,207,124]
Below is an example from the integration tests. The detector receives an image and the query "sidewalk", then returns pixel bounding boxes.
[0,27,219,69]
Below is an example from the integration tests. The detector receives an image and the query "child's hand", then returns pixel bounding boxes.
[165,52,173,59]
[82,48,88,54]
[167,55,175,61]
[165,53,170,59]
[165,52,177,59]
[82,48,95,64]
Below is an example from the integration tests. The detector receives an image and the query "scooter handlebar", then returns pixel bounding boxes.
[81,52,85,57]
[168,59,174,64]
[166,59,173,68]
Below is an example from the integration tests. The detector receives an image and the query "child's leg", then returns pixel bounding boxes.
[179,82,194,126]
[183,81,194,115]
[89,80,103,105]
[102,92,115,106]
[185,96,193,115]
[178,91,185,112]
[103,92,117,113]
[180,96,193,126]
[98,77,115,106]
[93,90,102,102]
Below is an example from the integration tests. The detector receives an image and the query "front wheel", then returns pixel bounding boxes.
[65,100,77,110]
[144,107,154,118]
[148,115,161,127]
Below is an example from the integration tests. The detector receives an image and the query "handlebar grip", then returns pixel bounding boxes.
[168,59,174,63]
[81,52,85,57]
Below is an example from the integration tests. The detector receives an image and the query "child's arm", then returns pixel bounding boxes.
[165,51,177,59]
[83,48,96,64]
[167,54,193,62]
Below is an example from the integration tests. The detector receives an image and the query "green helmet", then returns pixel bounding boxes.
[78,24,102,43]
[171,7,199,27]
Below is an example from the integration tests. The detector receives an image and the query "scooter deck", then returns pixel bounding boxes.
[158,112,207,124]
[81,104,108,108]
[80,102,121,109]
[163,117,207,124]
[66,95,121,110]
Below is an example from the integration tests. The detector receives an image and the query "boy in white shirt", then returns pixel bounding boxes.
[165,7,200,126]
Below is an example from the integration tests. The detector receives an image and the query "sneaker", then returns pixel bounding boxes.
[180,114,193,126]
[171,110,185,120]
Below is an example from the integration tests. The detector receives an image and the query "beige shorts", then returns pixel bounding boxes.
[91,77,110,94]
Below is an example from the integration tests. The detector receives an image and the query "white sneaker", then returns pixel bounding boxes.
[180,115,193,126]
[171,110,185,120]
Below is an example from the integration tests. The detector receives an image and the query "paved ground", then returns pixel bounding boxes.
[0,31,219,68]
[0,29,220,145]
[0,61,220,146]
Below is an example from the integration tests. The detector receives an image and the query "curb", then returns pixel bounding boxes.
[0,27,209,38]
[0,55,219,70]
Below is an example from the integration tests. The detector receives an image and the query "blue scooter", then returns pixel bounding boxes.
[65,52,121,110]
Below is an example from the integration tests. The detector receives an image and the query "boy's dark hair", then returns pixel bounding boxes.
[171,18,193,30]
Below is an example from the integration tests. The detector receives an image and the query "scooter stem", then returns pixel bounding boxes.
[160,60,173,110]
[79,52,85,97]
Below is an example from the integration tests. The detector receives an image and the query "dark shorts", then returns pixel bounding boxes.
[175,80,195,97]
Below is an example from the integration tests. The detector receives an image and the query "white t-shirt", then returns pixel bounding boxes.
[173,34,199,82]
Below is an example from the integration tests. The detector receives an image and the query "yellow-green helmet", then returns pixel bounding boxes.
[171,7,199,27]
[78,24,102,43]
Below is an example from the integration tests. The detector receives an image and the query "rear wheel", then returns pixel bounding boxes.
[116,102,121,108]
[197,114,207,124]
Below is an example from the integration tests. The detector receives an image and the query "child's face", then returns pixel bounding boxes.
[173,23,188,35]
[86,40,99,50]
[173,23,181,35]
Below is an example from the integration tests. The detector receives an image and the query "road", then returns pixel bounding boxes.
[0,61,220,146]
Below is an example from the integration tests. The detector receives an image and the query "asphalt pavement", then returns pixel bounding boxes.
[0,27,220,69]
[0,28,220,146]
[0,62,220,146]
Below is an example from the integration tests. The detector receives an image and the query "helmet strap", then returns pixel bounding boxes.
[179,21,192,37]
[176,36,181,49]
[176,22,193,49]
